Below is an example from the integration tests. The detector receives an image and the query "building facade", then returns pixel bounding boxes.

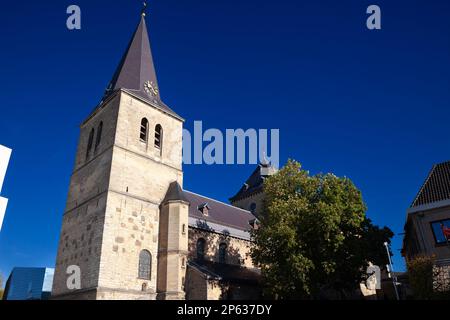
[51,11,264,300]
[402,161,450,291]
[3,267,54,300]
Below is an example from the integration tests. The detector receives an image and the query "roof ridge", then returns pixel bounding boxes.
[435,160,450,167]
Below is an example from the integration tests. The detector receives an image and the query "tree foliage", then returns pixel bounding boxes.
[407,255,435,300]
[250,160,394,299]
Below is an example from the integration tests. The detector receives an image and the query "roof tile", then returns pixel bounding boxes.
[412,161,450,207]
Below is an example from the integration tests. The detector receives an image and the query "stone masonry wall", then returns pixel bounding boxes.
[52,95,120,298]
[188,228,254,268]
[231,192,265,218]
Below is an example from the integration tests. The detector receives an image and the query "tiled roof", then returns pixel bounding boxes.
[411,161,450,207]
[184,190,257,232]
[162,182,256,232]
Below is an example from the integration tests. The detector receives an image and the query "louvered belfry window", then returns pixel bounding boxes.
[95,122,103,150]
[86,128,95,159]
[155,124,162,149]
[140,118,149,143]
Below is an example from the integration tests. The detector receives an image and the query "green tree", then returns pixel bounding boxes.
[250,160,394,299]
[407,255,435,300]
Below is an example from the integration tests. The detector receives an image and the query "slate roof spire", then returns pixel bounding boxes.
[229,162,278,203]
[101,5,181,120]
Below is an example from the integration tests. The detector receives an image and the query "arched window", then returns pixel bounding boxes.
[138,250,152,280]
[249,203,257,214]
[86,128,95,160]
[219,243,227,264]
[140,118,149,143]
[155,124,162,149]
[95,122,103,150]
[197,238,206,261]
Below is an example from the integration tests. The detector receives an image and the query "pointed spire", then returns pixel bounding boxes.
[102,6,182,119]
[163,181,189,204]
[104,14,159,99]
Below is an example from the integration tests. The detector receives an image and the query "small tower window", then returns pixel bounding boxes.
[219,243,227,264]
[181,257,186,268]
[138,250,152,280]
[182,224,186,235]
[155,124,163,149]
[249,203,257,214]
[140,118,149,143]
[86,128,95,160]
[95,122,103,150]
[197,238,206,261]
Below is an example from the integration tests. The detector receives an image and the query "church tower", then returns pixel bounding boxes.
[52,10,186,300]
[230,161,277,218]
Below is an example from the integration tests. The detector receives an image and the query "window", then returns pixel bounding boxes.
[86,128,95,159]
[95,122,103,150]
[140,118,149,143]
[155,124,162,149]
[197,238,206,261]
[431,219,450,245]
[218,243,227,264]
[181,257,186,268]
[138,250,152,280]
[182,224,186,235]
[249,203,257,214]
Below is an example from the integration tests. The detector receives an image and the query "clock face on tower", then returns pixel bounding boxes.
[144,80,159,97]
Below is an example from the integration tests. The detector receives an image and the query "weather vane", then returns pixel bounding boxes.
[141,1,148,17]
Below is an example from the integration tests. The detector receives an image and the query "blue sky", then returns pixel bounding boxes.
[1,0,450,281]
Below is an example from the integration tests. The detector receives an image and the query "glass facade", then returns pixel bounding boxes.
[3,267,54,300]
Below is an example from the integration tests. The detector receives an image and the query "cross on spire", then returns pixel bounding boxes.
[141,1,148,17]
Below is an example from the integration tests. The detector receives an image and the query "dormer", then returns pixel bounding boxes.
[197,203,210,216]
[249,218,260,230]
